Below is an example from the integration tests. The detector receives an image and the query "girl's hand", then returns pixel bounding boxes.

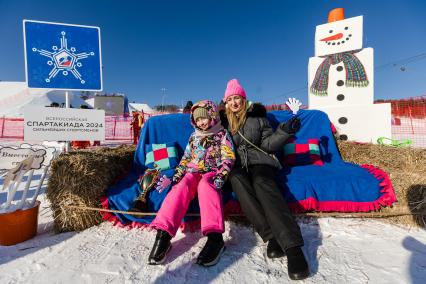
[286,98,302,115]
[155,175,171,193]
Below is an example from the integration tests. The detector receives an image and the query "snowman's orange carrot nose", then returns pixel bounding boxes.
[320,33,343,41]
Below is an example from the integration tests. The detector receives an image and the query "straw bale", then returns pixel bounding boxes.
[47,141,426,232]
[337,141,426,227]
[46,145,135,233]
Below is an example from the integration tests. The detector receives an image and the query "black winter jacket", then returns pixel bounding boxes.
[220,103,292,169]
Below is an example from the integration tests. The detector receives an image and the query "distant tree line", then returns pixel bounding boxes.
[154,104,180,112]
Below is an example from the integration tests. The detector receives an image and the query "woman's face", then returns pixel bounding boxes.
[226,95,244,113]
[195,117,211,130]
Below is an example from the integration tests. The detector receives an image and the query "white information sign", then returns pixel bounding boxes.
[24,107,105,141]
[0,143,56,171]
[0,147,45,170]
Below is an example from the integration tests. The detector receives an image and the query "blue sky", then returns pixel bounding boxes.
[1,0,426,107]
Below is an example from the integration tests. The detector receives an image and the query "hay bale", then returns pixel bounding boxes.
[47,141,426,232]
[338,141,426,227]
[46,145,135,233]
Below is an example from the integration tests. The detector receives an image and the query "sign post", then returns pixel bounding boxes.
[23,20,103,150]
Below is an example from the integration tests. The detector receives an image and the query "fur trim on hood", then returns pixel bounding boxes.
[246,103,267,118]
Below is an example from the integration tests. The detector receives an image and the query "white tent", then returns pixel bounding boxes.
[128,103,154,114]
[0,82,90,117]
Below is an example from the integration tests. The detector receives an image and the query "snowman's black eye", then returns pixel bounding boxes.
[329,30,333,33]
[344,27,349,30]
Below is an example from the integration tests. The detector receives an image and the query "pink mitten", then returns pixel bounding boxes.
[155,175,171,193]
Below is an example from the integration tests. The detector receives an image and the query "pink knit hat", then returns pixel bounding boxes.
[223,79,247,102]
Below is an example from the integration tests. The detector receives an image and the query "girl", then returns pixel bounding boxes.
[221,79,310,280]
[148,100,235,267]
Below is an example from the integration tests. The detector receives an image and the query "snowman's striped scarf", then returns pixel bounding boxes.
[310,51,369,96]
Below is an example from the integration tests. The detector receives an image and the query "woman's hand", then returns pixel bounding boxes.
[155,175,171,193]
[281,116,301,134]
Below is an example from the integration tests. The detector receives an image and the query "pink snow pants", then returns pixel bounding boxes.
[150,172,225,237]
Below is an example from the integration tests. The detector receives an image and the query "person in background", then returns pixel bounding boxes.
[183,100,193,114]
[139,110,145,129]
[130,111,142,145]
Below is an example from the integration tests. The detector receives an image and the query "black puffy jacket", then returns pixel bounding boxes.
[220,103,292,169]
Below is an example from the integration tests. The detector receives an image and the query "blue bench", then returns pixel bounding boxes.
[105,109,396,227]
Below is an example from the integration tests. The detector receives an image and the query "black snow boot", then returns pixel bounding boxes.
[196,233,225,267]
[148,230,172,265]
[286,246,310,280]
[266,238,285,259]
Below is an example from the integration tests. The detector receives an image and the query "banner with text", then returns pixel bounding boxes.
[24,107,105,141]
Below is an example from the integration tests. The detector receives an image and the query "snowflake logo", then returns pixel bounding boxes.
[32,31,94,84]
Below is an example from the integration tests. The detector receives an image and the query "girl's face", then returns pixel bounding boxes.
[226,95,244,113]
[195,117,211,130]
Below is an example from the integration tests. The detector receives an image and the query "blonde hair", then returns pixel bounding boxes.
[225,99,247,134]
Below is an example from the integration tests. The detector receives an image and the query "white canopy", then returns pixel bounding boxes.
[128,103,154,114]
[0,82,90,117]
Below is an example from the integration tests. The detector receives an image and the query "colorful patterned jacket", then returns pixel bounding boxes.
[173,100,235,189]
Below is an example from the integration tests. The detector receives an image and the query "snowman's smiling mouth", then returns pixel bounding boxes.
[320,26,352,46]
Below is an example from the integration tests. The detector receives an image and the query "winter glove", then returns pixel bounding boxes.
[281,116,301,134]
[155,175,171,193]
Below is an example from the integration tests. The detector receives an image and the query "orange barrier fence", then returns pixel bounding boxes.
[378,96,426,148]
[104,116,133,141]
[377,96,426,119]
[0,117,24,140]
[1,105,425,147]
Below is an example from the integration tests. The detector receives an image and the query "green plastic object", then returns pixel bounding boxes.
[377,137,412,148]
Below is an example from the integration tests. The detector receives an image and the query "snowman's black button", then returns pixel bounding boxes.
[338,117,348,124]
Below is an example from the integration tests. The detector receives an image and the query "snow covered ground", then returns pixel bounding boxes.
[1,192,425,284]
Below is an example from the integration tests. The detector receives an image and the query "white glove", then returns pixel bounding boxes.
[155,175,171,193]
[286,98,302,115]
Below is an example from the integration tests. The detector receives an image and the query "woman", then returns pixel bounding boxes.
[220,79,310,280]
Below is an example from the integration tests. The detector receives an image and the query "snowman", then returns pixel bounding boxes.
[308,8,391,143]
